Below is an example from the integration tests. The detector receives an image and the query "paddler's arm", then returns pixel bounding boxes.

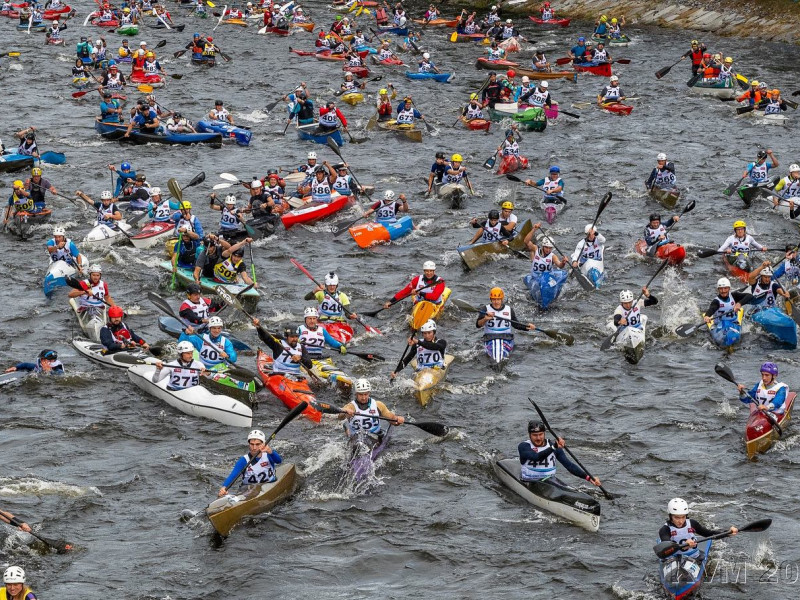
[322,328,345,353]
[657,524,673,543]
[219,455,250,495]
[100,327,126,351]
[0,510,31,533]
[376,400,404,424]
[731,290,753,307]
[554,445,601,486]
[253,319,284,356]
[468,226,483,245]
[703,299,722,322]
[418,338,447,353]
[508,307,535,331]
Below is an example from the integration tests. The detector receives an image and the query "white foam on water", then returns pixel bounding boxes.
[0,476,101,497]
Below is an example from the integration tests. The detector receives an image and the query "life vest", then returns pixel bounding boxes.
[713,294,736,320]
[298,325,325,357]
[107,321,133,344]
[375,200,398,222]
[665,519,700,557]
[272,339,302,375]
[520,439,556,480]
[165,360,202,389]
[530,250,554,273]
[213,256,243,283]
[310,177,332,203]
[751,280,778,307]
[755,380,788,414]
[479,220,503,243]
[12,191,34,212]
[415,341,444,369]
[319,291,345,319]
[347,398,381,435]
[239,452,277,485]
[644,223,668,246]
[483,302,512,336]
[654,166,676,188]
[198,333,228,366]
[219,206,240,231]
[179,298,210,321]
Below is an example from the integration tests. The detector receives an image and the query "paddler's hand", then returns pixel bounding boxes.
[339,345,347,354]
[762,246,768,251]
[218,486,228,497]
[734,302,742,312]
[4,367,17,373]
[291,355,301,363]
[140,342,150,350]
[185,326,195,335]
[500,240,509,247]
[684,538,698,548]
[392,415,405,425]
[704,315,713,325]
[729,527,738,535]
[758,404,769,411]
[342,405,355,416]
[526,323,536,331]
[155,361,164,370]
[618,318,627,326]
[220,351,229,359]
[383,301,392,309]
[407,336,417,345]
[588,476,602,487]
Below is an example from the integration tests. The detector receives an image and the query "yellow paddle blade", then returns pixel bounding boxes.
[8,52,21,57]
[137,84,154,92]
[450,31,458,42]
[348,3,357,11]
[361,7,370,14]
[411,300,437,329]
[736,73,748,83]
[206,0,215,5]
[786,299,794,316]
[481,37,490,45]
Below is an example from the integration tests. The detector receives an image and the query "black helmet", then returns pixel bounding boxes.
[215,99,223,106]
[186,283,201,295]
[435,151,445,159]
[38,349,58,361]
[757,150,767,159]
[649,213,661,222]
[488,209,500,220]
[284,327,298,338]
[267,168,278,175]
[232,247,245,256]
[528,420,545,433]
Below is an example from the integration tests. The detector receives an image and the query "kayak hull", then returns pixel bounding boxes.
[404,71,453,83]
[43,260,76,297]
[649,186,680,209]
[749,306,798,348]
[158,261,261,310]
[528,16,571,27]
[457,219,532,270]
[376,119,422,142]
[157,316,253,354]
[256,350,322,422]
[281,193,352,229]
[296,124,345,146]
[68,297,106,342]
[496,155,529,175]
[601,101,633,115]
[411,355,454,407]
[581,258,605,289]
[349,216,413,248]
[484,336,513,370]
[130,221,174,249]
[745,392,795,459]
[524,268,568,310]
[634,239,686,265]
[707,309,743,349]
[573,61,612,77]
[687,79,736,99]
[72,339,159,369]
[659,539,712,599]
[95,121,223,147]
[196,120,252,146]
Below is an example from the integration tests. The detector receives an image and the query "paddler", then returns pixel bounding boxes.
[468,209,511,246]
[702,277,753,326]
[593,14,609,37]
[1,566,37,600]
[481,72,502,109]
[770,163,800,213]
[476,288,536,344]
[747,263,790,306]
[384,260,446,308]
[15,128,39,158]
[539,1,555,21]
[442,154,473,192]
[390,319,447,380]
[426,151,449,195]
[305,271,360,323]
[377,39,396,61]
[170,227,203,271]
[152,340,208,389]
[3,349,64,375]
[596,74,626,106]
[523,231,568,272]
[360,190,409,223]
[613,288,657,331]
[607,16,625,38]
[46,226,87,274]
[209,99,234,125]
[590,40,610,62]
[519,80,552,109]
[67,263,116,311]
[498,201,518,235]
[496,127,522,159]
[460,94,486,125]
[0,510,32,533]
[658,498,736,563]
[514,76,534,102]
[76,36,94,64]
[340,72,365,93]
[345,49,364,68]
[570,225,605,271]
[209,193,246,240]
[193,236,230,283]
[568,36,589,64]
[76,190,124,232]
[645,153,676,190]
[317,100,348,134]
[485,40,505,61]
[46,19,66,44]
[687,40,707,76]
[179,284,214,325]
[3,180,32,226]
[98,91,123,124]
[307,162,338,204]
[26,167,57,213]
[124,102,162,137]
[718,220,767,259]
[643,213,679,250]
[332,164,364,197]
[418,52,436,74]
[736,362,788,415]
[763,89,787,115]
[396,96,426,127]
[485,4,500,26]
[100,306,150,352]
[736,80,762,106]
[254,324,314,376]
[339,379,404,435]
[525,165,565,207]
[100,63,127,92]
[519,420,602,486]
[496,18,521,42]
[423,3,439,21]
[299,307,348,363]
[142,51,167,78]
[212,239,257,288]
[180,316,237,368]
[218,429,282,498]
[118,39,132,61]
[400,30,422,52]
[719,56,734,82]
[172,200,205,240]
[376,86,397,122]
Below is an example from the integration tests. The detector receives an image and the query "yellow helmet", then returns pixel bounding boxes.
[501,201,514,209]
[751,80,759,87]
[451,153,463,162]
[379,88,388,95]
[31,167,42,176]
[691,39,699,46]
[600,15,607,21]
[123,6,130,11]
[489,287,504,300]
[13,180,24,188]
[180,201,192,210]
[469,93,478,100]
[146,51,155,58]
[611,17,617,23]
[724,56,733,63]
[733,220,746,229]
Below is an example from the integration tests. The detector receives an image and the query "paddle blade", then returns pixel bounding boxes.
[615,58,631,65]
[212,183,234,190]
[450,31,457,42]
[600,327,622,351]
[683,199,696,215]
[714,362,737,385]
[539,328,574,346]
[675,322,702,337]
[505,174,523,183]
[167,178,183,202]
[686,74,701,87]
[696,248,719,258]
[219,172,239,182]
[348,350,385,362]
[148,291,180,320]
[72,90,89,98]
[31,532,73,554]
[312,400,343,415]
[360,307,385,318]
[740,518,772,533]
[655,66,671,79]
[411,301,437,329]
[483,153,497,170]
[40,151,66,165]
[409,420,449,437]
[653,540,680,559]
[596,191,613,217]
[64,274,82,290]
[451,298,480,313]
[555,56,572,65]
[268,400,308,440]
[137,84,154,93]
[326,136,343,155]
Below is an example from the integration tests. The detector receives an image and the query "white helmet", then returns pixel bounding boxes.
[176,340,195,353]
[53,226,66,237]
[422,52,430,59]
[3,566,25,585]
[354,378,371,393]
[619,290,634,303]
[491,5,497,10]
[506,18,512,23]
[521,76,529,83]
[296,6,303,11]
[101,190,113,200]
[324,272,339,286]
[383,190,395,201]
[224,195,236,206]
[151,187,161,196]
[584,224,596,234]
[52,19,58,25]
[423,260,436,271]
[307,151,317,160]
[657,153,667,161]
[247,429,266,443]
[208,316,224,327]
[540,81,548,88]
[610,75,619,82]
[419,319,436,332]
[540,236,554,248]
[667,497,689,515]
[790,164,800,172]
[761,266,774,277]
[717,277,731,289]
[251,179,263,189]
[304,306,319,318]
[89,264,102,274]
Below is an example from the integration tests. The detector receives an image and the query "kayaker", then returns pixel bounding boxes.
[209,193,246,239]
[485,4,500,26]
[340,379,404,436]
[180,284,214,325]
[172,200,205,240]
[213,239,257,288]
[72,58,89,82]
[46,19,65,43]
[1,566,37,600]
[607,16,625,38]
[718,56,734,83]
[152,340,208,390]
[523,232,568,272]
[771,163,800,214]
[645,153,676,190]
[747,264,790,306]
[180,317,237,368]
[427,151,449,194]
[305,271,360,322]
[294,151,320,176]
[596,74,626,105]
[443,153,473,191]
[481,72,502,109]
[485,40,505,61]
[384,260,447,308]
[142,52,167,78]
[254,324,314,375]
[519,80,552,108]
[218,429,282,497]
[519,420,602,486]
[613,288,657,329]
[67,263,117,311]
[0,509,32,533]
[298,307,347,359]
[100,63,127,92]
[717,220,767,255]
[76,190,124,229]
[525,165,565,206]
[423,4,439,21]
[340,73,365,93]
[396,96,425,126]
[736,80,763,107]
[100,305,150,352]
[687,40,707,76]
[400,30,422,52]
[496,18,520,41]
[570,225,605,270]
[46,226,87,273]
[499,201,518,235]
[308,162,338,204]
[25,167,57,212]
[3,180,33,226]
[773,244,800,283]
[736,362,788,415]
[3,349,64,375]
[418,52,437,74]
[390,319,447,380]
[76,36,95,63]
[118,39,132,61]
[593,14,608,36]
[531,50,550,72]
[332,164,363,197]
[496,127,521,158]
[702,277,753,326]
[15,128,39,158]
[108,162,136,198]
[658,498,736,562]
[468,209,511,246]
[568,36,589,64]
[361,190,409,223]
[209,99,234,125]
[171,227,203,270]
[540,2,555,20]
[122,174,150,210]
[124,103,161,137]
[377,86,397,123]
[317,100,348,134]
[643,213,679,249]
[193,236,230,283]
[763,89,787,115]
[98,90,123,124]
[477,288,536,345]
[377,40,397,61]
[590,41,610,62]
[514,76,534,102]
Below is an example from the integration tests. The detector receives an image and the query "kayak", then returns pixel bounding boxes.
[528,16,570,27]
[412,287,451,324]
[4,5,71,18]
[320,321,354,344]
[158,261,261,310]
[116,24,139,35]
[202,362,259,405]
[72,338,159,369]
[130,221,174,249]
[0,153,35,173]
[493,457,601,531]
[280,192,353,229]
[43,260,77,297]
[723,253,752,284]
[465,118,490,131]
[18,22,47,31]
[608,315,647,364]
[411,17,458,26]
[751,110,789,126]
[316,52,349,62]
[256,350,322,422]
[745,392,795,459]
[687,78,736,99]
[206,462,296,537]
[524,268,569,310]
[260,26,289,35]
[573,61,612,77]
[513,67,578,82]
[451,32,487,43]
[296,124,345,147]
[376,119,422,142]
[484,336,513,370]
[707,309,744,349]
[223,17,248,25]
[84,222,132,247]
[191,53,216,66]
[736,184,773,207]
[411,354,454,407]
[289,21,314,31]
[127,364,253,428]
[95,122,223,148]
[129,72,165,87]
[342,65,369,78]
[405,71,454,83]
[581,258,605,288]
[91,18,119,27]
[308,357,352,393]
[340,92,364,105]
[0,371,32,388]
[475,57,518,71]
[68,297,106,342]
[349,216,414,248]
[592,33,630,47]
[457,219,533,270]
[436,181,470,209]
[157,316,253,354]
[659,539,712,599]
[748,306,798,348]
[601,101,633,115]
[511,107,548,132]
[5,209,51,239]
[376,24,407,35]
[649,186,680,209]
[349,425,392,482]
[196,119,252,146]
[634,240,686,266]
[372,55,405,66]
[496,155,529,175]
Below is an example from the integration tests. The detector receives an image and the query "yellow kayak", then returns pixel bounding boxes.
[341,92,364,106]
[410,287,451,328]
[412,354,454,407]
[308,357,352,394]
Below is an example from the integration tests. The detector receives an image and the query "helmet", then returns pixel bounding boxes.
[419,319,436,332]
[549,166,560,173]
[488,209,500,220]
[506,18,512,23]
[207,316,223,328]
[733,220,746,229]
[53,226,66,237]
[283,327,299,338]
[724,57,733,63]
[759,81,768,89]
[611,17,617,24]
[468,92,479,100]
[101,190,113,200]
[3,567,25,585]
[383,190,396,201]
[751,80,759,87]
[506,69,515,78]
[344,73,353,80]
[668,498,689,515]
[354,378,371,393]
[307,151,317,160]
[109,63,117,69]
[122,7,130,12]
[703,52,711,59]
[180,201,192,210]
[150,187,161,196]
[451,153,463,162]
[540,81,549,88]
[521,76,530,83]
[232,247,245,257]
[756,150,767,160]
[657,152,667,161]
[224,195,237,206]
[540,236,554,248]
[491,5,497,10]
[12,180,24,188]
[108,306,124,318]
[146,51,154,58]
[501,201,514,209]
[89,264,102,274]
[649,213,661,222]
[176,340,195,353]
[422,52,430,59]
[206,36,213,42]
[53,19,58,24]
[761,362,778,376]
[194,32,200,38]
[251,179,263,189]
[600,15,607,21]
[716,277,731,289]
[38,349,58,361]
[772,89,780,96]
[30,166,42,177]
[527,420,545,433]
[760,266,773,277]
[120,162,131,170]
[186,284,201,295]
[691,39,699,45]
[610,75,619,82]
[619,290,634,303]
[584,224,597,234]
[304,306,319,318]
[324,272,339,286]
[790,164,800,173]
[248,429,266,443]
[379,88,388,95]
[578,36,585,42]
[489,287,504,300]
[422,260,436,271]
[585,40,593,46]
[435,152,445,159]
[505,129,514,138]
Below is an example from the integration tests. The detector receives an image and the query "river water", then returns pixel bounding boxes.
[2,3,800,598]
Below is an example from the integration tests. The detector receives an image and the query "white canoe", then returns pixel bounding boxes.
[127,363,253,428]
[84,222,132,247]
[751,110,789,126]
[72,338,160,369]
[607,314,647,364]
[43,259,77,297]
[580,258,605,289]
[491,101,519,116]
[130,221,175,249]
[68,297,107,342]
[687,80,736,99]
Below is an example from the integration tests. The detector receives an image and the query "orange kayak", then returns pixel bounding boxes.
[633,239,686,265]
[256,350,321,422]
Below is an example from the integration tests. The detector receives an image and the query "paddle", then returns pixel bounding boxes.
[600,258,670,351]
[686,72,702,87]
[542,234,594,292]
[505,174,569,203]
[359,280,441,318]
[313,400,449,436]
[452,299,574,345]
[646,200,695,257]
[483,150,498,170]
[655,53,688,79]
[723,175,746,196]
[408,97,433,133]
[529,398,613,499]
[696,247,772,259]
[675,320,708,337]
[653,518,772,560]
[326,137,370,204]
[566,191,612,289]
[167,171,206,204]
[210,195,262,240]
[333,213,370,236]
[0,510,73,552]
[714,363,783,436]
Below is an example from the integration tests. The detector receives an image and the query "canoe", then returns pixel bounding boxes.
[196,119,252,146]
[280,192,353,229]
[581,258,604,288]
[592,33,630,47]
[405,71,454,83]
[223,17,248,25]
[372,55,405,66]
[659,539,712,599]
[513,67,578,82]
[687,78,735,99]
[493,457,601,532]
[524,268,568,310]
[496,155,529,175]
[129,72,165,88]
[43,259,76,297]
[206,462,296,537]
[95,121,223,148]
[376,24,407,35]
[411,354,454,407]
[634,239,686,265]
[457,219,533,270]
[601,101,633,115]
[649,186,680,209]
[411,17,458,26]
[191,52,217,66]
[349,216,413,248]
[158,261,261,310]
[465,118,491,131]
[749,306,798,348]
[411,287,451,324]
[376,119,422,142]
[128,363,252,427]
[349,425,392,481]
[707,309,743,349]
[256,350,322,422]
[751,110,789,126]
[573,61,612,77]
[342,65,369,78]
[484,336,513,370]
[91,18,119,27]
[4,5,71,18]
[475,57,518,71]
[18,22,47,31]
[158,316,253,354]
[528,16,570,27]
[320,321,354,344]
[84,222,132,247]
[511,107,547,132]
[437,181,470,209]
[68,297,106,342]
[736,184,772,207]
[296,124,345,147]
[722,253,752,284]
[609,315,647,364]
[260,26,289,35]
[5,209,51,239]
[130,221,174,249]
[0,153,35,173]
[72,338,159,369]
[289,21,314,31]
[340,92,364,105]
[316,52,348,62]
[745,392,795,459]
[116,24,139,35]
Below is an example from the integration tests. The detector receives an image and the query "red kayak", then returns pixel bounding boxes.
[528,16,570,27]
[374,56,404,66]
[465,118,491,131]
[316,52,347,62]
[634,240,686,265]
[91,18,120,27]
[475,57,519,71]
[321,321,354,344]
[601,101,633,115]
[293,48,368,58]
[343,64,369,78]
[257,350,322,423]
[573,61,612,76]
[130,72,165,87]
[3,6,70,18]
[281,193,353,229]
[746,392,795,459]
[263,26,289,35]
[497,155,529,175]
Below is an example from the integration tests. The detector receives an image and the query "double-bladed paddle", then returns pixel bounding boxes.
[561,191,612,290]
[452,298,574,345]
[312,400,449,436]
[0,510,73,553]
[65,274,113,307]
[360,280,440,318]
[653,518,772,559]
[646,199,695,257]
[167,171,205,204]
[723,175,746,196]
[714,363,782,436]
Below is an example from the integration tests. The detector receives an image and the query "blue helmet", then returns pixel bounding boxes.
[121,162,131,171]
[194,32,200,37]
[107,59,116,66]
[549,166,560,173]
[505,129,514,137]
[577,36,585,42]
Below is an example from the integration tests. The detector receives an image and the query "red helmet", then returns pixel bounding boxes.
[506,69,516,78]
[703,52,711,58]
[207,36,213,41]
[108,306,124,318]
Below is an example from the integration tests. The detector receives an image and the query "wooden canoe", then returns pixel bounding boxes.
[377,119,422,142]
[648,186,679,209]
[745,392,795,459]
[513,67,578,82]
[457,219,533,270]
[411,354,454,407]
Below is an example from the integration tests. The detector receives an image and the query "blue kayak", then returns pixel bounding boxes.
[190,52,216,66]
[95,121,223,147]
[43,260,77,298]
[377,25,408,35]
[296,124,344,147]
[659,539,712,600]
[17,22,46,31]
[405,71,454,83]
[708,313,742,348]
[0,153,35,173]
[750,306,798,348]
[354,45,378,54]
[524,269,568,310]
[484,336,513,371]
[196,119,252,146]
[157,316,253,354]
